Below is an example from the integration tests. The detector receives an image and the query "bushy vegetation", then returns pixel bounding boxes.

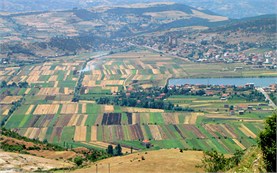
[236,90,265,102]
[258,112,276,172]
[106,144,123,156]
[85,150,108,162]
[96,86,194,111]
[74,156,84,166]
[197,149,244,172]
[0,142,25,152]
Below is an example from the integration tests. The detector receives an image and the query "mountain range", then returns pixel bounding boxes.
[1,0,276,19]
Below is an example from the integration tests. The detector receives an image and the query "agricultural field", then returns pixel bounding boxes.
[5,100,272,154]
[0,50,275,154]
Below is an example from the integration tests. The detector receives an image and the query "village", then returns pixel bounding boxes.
[128,28,277,68]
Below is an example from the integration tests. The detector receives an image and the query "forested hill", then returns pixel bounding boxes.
[206,14,277,33]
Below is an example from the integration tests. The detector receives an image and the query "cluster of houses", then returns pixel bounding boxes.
[129,30,277,69]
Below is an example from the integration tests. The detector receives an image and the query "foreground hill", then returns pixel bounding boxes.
[0,128,78,172]
[72,149,204,173]
[0,150,73,172]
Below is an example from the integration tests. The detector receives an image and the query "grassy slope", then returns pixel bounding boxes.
[228,146,266,173]
[72,149,204,173]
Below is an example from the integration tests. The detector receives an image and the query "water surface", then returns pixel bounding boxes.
[169,77,277,87]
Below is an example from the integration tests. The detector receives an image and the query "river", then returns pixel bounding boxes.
[169,77,277,87]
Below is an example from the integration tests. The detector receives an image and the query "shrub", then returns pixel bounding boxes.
[258,113,276,172]
[74,156,83,166]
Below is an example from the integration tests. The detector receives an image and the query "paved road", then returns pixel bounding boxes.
[257,87,277,109]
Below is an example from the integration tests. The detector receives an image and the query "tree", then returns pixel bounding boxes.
[18,81,29,88]
[74,156,83,166]
[115,144,122,156]
[163,84,168,93]
[258,112,276,172]
[1,81,7,88]
[107,145,114,156]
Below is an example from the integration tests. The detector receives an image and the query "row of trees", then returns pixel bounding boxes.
[0,98,23,127]
[96,86,194,111]
[0,81,29,88]
[107,144,123,156]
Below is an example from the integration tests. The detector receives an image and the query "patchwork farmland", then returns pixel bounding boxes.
[0,50,275,154]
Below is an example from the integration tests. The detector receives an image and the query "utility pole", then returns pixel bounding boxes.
[96,164,98,173]
[108,163,110,173]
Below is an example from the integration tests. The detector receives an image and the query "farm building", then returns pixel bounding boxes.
[141,139,151,148]
[239,110,244,115]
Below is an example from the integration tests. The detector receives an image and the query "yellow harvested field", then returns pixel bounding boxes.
[2,109,9,116]
[189,112,203,124]
[184,115,190,124]
[68,115,81,126]
[152,69,160,74]
[48,75,58,81]
[25,105,35,115]
[101,80,124,86]
[24,128,33,138]
[26,75,40,83]
[122,107,164,113]
[232,139,246,150]
[64,87,69,94]
[54,81,58,87]
[239,124,257,138]
[80,115,88,126]
[82,103,86,113]
[74,126,87,142]
[0,96,22,104]
[33,104,59,115]
[132,113,137,125]
[37,88,60,95]
[61,103,78,114]
[24,88,31,94]
[90,126,97,141]
[149,125,162,140]
[38,128,48,141]
[103,105,114,112]
[29,128,40,139]
[73,149,204,173]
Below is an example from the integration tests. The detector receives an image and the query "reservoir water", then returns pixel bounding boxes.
[169,77,277,87]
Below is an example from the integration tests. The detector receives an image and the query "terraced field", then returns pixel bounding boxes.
[0,51,274,154]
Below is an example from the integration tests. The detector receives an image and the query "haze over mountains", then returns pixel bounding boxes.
[1,0,276,19]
